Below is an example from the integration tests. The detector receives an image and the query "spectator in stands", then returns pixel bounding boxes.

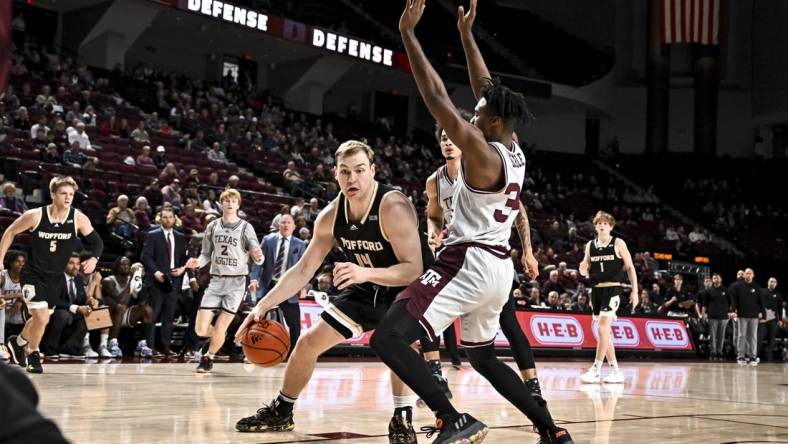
[32,127,49,150]
[301,197,320,224]
[136,145,155,167]
[13,106,30,129]
[571,291,591,313]
[269,205,291,232]
[643,252,659,273]
[665,226,679,241]
[226,174,240,189]
[559,293,573,311]
[133,196,152,232]
[107,194,136,238]
[101,257,152,358]
[152,145,167,169]
[202,189,221,215]
[546,291,562,311]
[34,85,53,108]
[158,162,178,184]
[316,273,332,293]
[63,141,97,169]
[161,178,183,210]
[40,142,61,164]
[556,261,577,290]
[205,171,221,188]
[182,182,202,207]
[50,119,68,146]
[141,207,188,358]
[730,268,765,365]
[636,289,658,315]
[283,160,304,187]
[207,142,228,163]
[42,254,96,360]
[131,120,150,143]
[67,121,92,152]
[190,130,207,152]
[0,183,27,215]
[700,273,730,360]
[298,227,311,243]
[760,277,782,361]
[661,274,686,313]
[142,179,163,210]
[29,114,49,140]
[64,101,81,123]
[542,270,566,295]
[180,203,203,234]
[118,118,131,139]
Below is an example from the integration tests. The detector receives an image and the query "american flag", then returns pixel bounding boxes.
[660,0,721,45]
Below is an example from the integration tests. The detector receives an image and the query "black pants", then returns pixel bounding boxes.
[147,288,179,351]
[279,301,301,357]
[758,319,778,361]
[499,296,535,371]
[43,309,87,355]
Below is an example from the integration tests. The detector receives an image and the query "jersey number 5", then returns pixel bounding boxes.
[493,183,521,223]
[49,241,57,252]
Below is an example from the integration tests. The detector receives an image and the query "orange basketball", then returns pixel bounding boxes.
[242,320,290,367]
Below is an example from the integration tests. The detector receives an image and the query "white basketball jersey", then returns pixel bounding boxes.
[436,165,456,226]
[444,141,526,248]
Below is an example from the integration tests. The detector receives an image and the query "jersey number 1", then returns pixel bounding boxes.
[493,183,521,222]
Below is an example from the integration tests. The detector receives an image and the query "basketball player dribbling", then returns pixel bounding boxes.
[234,140,430,444]
[369,2,574,443]
[185,188,263,373]
[0,176,103,373]
[426,116,548,406]
[579,211,639,384]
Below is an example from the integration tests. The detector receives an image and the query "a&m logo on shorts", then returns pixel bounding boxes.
[419,270,442,287]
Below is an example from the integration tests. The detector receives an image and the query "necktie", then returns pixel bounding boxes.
[68,278,75,304]
[273,237,287,279]
[166,232,173,265]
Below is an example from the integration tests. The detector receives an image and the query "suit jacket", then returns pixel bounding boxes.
[251,233,305,304]
[141,227,188,293]
[54,274,88,312]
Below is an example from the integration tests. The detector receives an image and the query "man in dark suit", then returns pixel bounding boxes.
[250,214,306,355]
[42,253,96,359]
[141,207,187,358]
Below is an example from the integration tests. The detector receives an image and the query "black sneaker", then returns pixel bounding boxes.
[196,356,213,373]
[388,414,417,444]
[27,351,43,374]
[7,336,27,368]
[421,413,487,444]
[525,377,545,405]
[450,359,462,370]
[235,403,295,432]
[537,427,575,444]
[417,375,453,408]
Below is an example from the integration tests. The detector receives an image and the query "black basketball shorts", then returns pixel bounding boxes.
[320,285,401,339]
[590,285,622,319]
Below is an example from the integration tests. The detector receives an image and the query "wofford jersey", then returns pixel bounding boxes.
[587,237,625,286]
[444,141,526,248]
[25,206,79,278]
[436,165,456,226]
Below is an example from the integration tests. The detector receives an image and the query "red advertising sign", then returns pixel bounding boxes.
[297,302,693,352]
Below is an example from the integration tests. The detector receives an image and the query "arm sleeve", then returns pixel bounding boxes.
[82,230,104,258]
[196,223,214,269]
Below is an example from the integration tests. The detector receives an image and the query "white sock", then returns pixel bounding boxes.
[16,335,28,347]
[100,333,109,347]
[392,395,416,409]
[609,361,619,371]
[205,351,215,359]
[591,360,603,371]
[83,333,91,346]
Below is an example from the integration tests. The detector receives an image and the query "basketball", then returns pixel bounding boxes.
[242,320,290,367]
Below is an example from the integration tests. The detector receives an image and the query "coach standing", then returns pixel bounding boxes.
[759,277,782,361]
[729,268,765,365]
[250,214,305,356]
[700,273,730,360]
[141,207,187,358]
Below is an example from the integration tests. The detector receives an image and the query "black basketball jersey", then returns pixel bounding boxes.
[587,236,624,286]
[24,206,79,279]
[332,182,413,296]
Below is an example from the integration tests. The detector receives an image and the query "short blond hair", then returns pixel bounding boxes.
[335,140,374,163]
[2,182,15,194]
[220,188,242,205]
[49,176,78,194]
[592,211,615,227]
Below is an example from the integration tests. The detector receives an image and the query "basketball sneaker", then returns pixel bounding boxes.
[98,345,112,358]
[0,344,9,362]
[83,344,99,359]
[388,414,417,444]
[579,367,601,384]
[196,356,214,373]
[537,427,575,444]
[525,377,545,404]
[108,339,123,358]
[235,403,295,432]
[7,335,27,367]
[420,413,487,444]
[416,374,453,408]
[603,370,625,384]
[27,351,43,374]
[737,357,747,365]
[749,357,759,367]
[135,340,153,358]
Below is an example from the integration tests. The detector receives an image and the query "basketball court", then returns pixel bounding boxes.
[30,359,788,443]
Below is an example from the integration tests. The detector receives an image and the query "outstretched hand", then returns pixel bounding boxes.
[457,0,477,34]
[399,0,426,33]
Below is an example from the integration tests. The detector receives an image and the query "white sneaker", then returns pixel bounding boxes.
[83,345,99,359]
[136,340,152,358]
[108,339,123,358]
[749,357,759,366]
[603,370,625,384]
[0,344,9,362]
[98,345,112,358]
[580,368,601,384]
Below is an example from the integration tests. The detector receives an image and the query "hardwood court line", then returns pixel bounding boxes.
[552,387,788,408]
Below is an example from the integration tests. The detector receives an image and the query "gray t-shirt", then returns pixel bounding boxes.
[198,218,261,276]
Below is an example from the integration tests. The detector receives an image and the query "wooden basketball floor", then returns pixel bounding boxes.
[25,359,788,443]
